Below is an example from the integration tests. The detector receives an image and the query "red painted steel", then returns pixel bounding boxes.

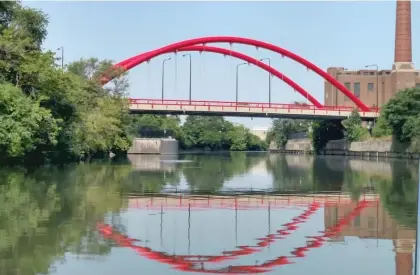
[119,45,323,108]
[102,36,370,111]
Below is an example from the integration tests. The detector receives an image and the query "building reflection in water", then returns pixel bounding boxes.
[324,201,415,275]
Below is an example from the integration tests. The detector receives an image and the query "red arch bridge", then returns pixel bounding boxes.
[102,36,380,120]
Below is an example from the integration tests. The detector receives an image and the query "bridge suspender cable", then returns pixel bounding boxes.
[106,45,323,108]
[102,36,370,111]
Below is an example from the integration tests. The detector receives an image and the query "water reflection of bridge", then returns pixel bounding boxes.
[324,201,415,275]
[128,193,379,210]
[126,194,414,275]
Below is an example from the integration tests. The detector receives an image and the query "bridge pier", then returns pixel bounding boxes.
[128,138,179,155]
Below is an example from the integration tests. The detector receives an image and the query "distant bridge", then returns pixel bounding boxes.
[129,99,379,120]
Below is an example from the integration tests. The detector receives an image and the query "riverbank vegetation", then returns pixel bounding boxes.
[266,119,310,148]
[0,3,266,165]
[268,87,420,153]
[0,2,133,165]
[340,87,420,151]
[131,115,268,151]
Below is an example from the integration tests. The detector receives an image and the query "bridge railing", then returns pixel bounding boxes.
[129,98,380,113]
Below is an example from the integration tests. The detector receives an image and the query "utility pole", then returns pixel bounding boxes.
[57,46,64,70]
[260,58,272,107]
[161,57,172,102]
[183,54,192,104]
[236,62,247,103]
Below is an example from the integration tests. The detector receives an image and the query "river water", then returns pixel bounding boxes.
[0,153,418,275]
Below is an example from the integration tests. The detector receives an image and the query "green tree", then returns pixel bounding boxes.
[372,115,393,137]
[381,87,420,142]
[0,83,59,160]
[182,116,232,150]
[267,118,311,148]
[228,125,248,151]
[0,2,133,164]
[342,109,367,142]
[181,116,266,151]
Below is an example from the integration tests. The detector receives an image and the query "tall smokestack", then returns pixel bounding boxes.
[394,0,412,63]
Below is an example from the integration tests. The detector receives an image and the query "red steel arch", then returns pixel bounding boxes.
[122,45,323,108]
[102,36,370,111]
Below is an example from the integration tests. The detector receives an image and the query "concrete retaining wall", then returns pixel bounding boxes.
[128,138,179,155]
[349,140,393,152]
[285,139,312,151]
[270,138,419,159]
[269,139,312,152]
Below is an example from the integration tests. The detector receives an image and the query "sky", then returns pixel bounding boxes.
[24,1,420,128]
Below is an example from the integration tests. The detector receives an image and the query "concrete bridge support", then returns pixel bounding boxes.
[128,138,179,155]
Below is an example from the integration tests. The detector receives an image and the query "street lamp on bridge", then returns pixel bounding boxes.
[236,62,248,103]
[182,54,192,104]
[365,64,379,108]
[161,57,172,102]
[259,57,272,107]
[57,46,64,70]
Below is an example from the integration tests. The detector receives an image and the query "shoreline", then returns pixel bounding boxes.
[269,149,420,160]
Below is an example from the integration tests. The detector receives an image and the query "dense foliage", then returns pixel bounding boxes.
[0,3,132,165]
[378,88,420,142]
[0,3,265,165]
[342,109,368,142]
[266,118,311,147]
[182,116,267,151]
[131,115,268,151]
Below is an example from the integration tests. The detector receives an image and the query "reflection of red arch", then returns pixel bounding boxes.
[98,200,371,274]
[102,36,370,111]
[122,45,323,108]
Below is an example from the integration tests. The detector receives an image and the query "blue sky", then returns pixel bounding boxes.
[25,1,420,128]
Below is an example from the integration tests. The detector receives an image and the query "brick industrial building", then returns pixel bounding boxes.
[324,0,420,108]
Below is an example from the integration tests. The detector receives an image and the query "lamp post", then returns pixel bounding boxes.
[236,62,247,103]
[161,57,172,102]
[259,57,272,107]
[57,46,64,70]
[182,54,192,104]
[365,64,379,109]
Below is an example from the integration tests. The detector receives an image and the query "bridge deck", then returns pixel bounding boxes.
[129,99,379,120]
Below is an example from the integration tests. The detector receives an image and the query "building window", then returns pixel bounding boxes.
[354,82,360,98]
[343,82,351,101]
[368,83,374,91]
[354,215,361,227]
[416,83,420,88]
[367,217,375,229]
[344,82,351,90]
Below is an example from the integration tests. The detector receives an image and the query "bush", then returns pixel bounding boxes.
[381,87,420,142]
[342,109,366,142]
